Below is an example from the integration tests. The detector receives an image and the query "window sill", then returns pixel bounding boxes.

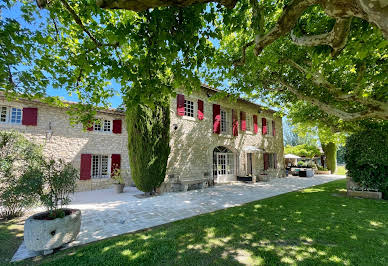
[0,123,24,128]
[90,131,113,134]
[180,115,196,121]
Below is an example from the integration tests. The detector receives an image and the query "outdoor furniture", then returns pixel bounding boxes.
[237,176,253,182]
[299,169,314,177]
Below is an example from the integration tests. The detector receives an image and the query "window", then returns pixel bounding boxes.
[0,106,22,124]
[0,107,7,123]
[267,119,272,136]
[268,153,277,169]
[220,109,230,134]
[94,119,112,132]
[184,100,194,117]
[92,155,109,178]
[246,114,253,131]
[10,108,22,124]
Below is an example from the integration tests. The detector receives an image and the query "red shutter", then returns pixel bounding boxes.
[262,118,267,135]
[80,154,92,180]
[177,94,185,116]
[240,111,246,131]
[232,109,238,136]
[111,154,121,177]
[113,119,122,134]
[253,115,258,134]
[22,108,38,126]
[197,100,204,120]
[213,104,221,134]
[263,153,269,170]
[272,120,276,136]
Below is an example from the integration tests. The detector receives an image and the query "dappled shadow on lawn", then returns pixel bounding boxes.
[0,217,25,264]
[29,180,388,266]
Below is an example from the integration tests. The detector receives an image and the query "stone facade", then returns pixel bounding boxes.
[162,87,285,192]
[0,85,284,193]
[0,97,131,191]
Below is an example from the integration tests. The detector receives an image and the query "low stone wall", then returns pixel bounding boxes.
[346,176,382,199]
[76,178,114,192]
[316,170,331,175]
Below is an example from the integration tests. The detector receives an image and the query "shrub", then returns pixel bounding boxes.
[126,97,170,194]
[0,131,44,218]
[297,161,305,167]
[112,167,124,184]
[345,123,388,199]
[284,144,320,158]
[36,159,79,219]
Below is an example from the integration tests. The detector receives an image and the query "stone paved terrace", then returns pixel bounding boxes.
[12,175,345,262]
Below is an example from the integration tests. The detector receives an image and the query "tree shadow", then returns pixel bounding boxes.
[23,180,388,265]
[0,217,25,264]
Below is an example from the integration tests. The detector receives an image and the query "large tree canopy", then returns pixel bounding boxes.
[1,0,387,127]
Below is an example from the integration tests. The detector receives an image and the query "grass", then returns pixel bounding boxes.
[335,165,347,176]
[0,217,24,264]
[3,179,388,265]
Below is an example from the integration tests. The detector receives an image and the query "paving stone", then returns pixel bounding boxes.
[11,175,343,262]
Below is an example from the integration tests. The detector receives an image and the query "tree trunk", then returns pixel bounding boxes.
[322,142,337,174]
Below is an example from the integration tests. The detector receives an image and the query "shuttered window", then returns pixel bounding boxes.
[92,155,110,178]
[220,109,230,134]
[253,115,258,134]
[93,120,112,132]
[246,114,253,131]
[184,99,194,117]
[213,104,221,134]
[197,100,204,120]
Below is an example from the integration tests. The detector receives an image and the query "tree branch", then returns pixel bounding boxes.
[233,40,254,66]
[59,0,99,46]
[291,18,352,56]
[56,0,120,50]
[277,78,388,120]
[284,58,388,113]
[253,0,317,56]
[96,0,238,11]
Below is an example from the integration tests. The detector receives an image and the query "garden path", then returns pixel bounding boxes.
[12,174,344,261]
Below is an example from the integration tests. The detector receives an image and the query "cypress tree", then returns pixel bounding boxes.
[322,142,337,174]
[126,97,170,194]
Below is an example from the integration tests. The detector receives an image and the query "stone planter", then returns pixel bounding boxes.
[24,209,81,253]
[346,176,382,199]
[316,170,331,175]
[114,183,125,193]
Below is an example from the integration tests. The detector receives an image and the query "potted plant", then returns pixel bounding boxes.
[112,167,125,193]
[24,159,81,254]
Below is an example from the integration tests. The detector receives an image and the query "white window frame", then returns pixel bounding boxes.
[267,119,272,137]
[220,109,230,134]
[268,153,277,169]
[0,106,22,124]
[93,119,112,133]
[184,99,195,118]
[91,154,111,179]
[246,114,253,132]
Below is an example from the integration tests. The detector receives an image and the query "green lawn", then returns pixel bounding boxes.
[4,179,387,265]
[0,217,24,264]
[335,165,347,175]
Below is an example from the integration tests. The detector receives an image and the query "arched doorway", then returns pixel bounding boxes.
[213,146,236,183]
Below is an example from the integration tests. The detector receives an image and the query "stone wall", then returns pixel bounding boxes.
[0,97,131,191]
[165,88,285,191]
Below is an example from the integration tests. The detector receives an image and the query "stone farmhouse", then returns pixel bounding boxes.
[0,85,284,192]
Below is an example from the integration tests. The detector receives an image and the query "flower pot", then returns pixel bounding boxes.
[114,183,125,193]
[24,209,81,252]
